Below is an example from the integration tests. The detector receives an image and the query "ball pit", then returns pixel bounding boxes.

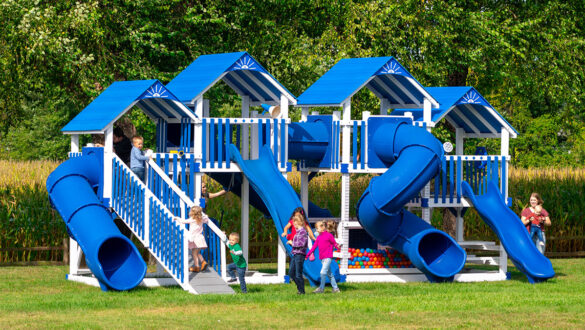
[334,247,414,269]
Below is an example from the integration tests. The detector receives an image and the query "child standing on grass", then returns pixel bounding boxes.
[306,221,341,294]
[173,206,208,272]
[227,232,247,293]
[130,136,151,182]
[287,215,308,294]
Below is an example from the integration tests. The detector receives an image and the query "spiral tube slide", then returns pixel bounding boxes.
[46,152,146,291]
[356,122,466,282]
[462,181,554,283]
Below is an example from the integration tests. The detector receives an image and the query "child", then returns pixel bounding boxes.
[281,207,316,241]
[286,215,308,294]
[130,136,151,182]
[529,205,546,248]
[306,221,341,294]
[227,232,247,294]
[173,206,209,272]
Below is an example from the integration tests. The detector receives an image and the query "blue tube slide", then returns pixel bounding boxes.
[356,122,467,282]
[229,145,341,286]
[46,152,146,291]
[462,181,554,283]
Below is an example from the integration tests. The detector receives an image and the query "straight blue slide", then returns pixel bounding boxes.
[229,144,341,286]
[461,180,555,283]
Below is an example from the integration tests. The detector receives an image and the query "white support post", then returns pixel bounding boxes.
[300,172,309,212]
[203,99,210,118]
[340,101,352,274]
[241,96,251,266]
[362,111,370,166]
[380,98,389,115]
[193,98,204,161]
[301,107,309,122]
[280,94,289,119]
[103,126,113,204]
[71,135,79,153]
[455,127,464,241]
[501,128,510,197]
[144,189,152,246]
[183,233,190,284]
[422,183,431,223]
[242,96,250,160]
[423,98,432,131]
[220,241,227,280]
[69,134,81,275]
[241,176,250,265]
[456,207,464,242]
[277,239,286,281]
[251,111,259,159]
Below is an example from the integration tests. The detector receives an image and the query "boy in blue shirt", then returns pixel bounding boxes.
[130,136,151,182]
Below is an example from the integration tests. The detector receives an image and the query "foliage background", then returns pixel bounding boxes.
[1,0,584,167]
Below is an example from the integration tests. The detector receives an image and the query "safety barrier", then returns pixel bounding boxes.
[432,155,509,204]
[111,156,187,283]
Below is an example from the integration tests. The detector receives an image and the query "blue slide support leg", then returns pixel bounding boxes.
[46,150,146,291]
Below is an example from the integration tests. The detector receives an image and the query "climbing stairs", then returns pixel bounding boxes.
[111,155,233,294]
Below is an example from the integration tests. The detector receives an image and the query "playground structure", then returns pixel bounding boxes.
[48,52,554,294]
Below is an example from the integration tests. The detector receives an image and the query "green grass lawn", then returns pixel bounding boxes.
[1,260,585,328]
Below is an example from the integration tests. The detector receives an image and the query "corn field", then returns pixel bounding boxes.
[1,160,584,264]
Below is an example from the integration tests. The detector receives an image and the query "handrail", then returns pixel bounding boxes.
[111,154,190,287]
[147,158,228,244]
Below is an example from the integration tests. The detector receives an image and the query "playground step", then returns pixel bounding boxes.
[466,255,500,265]
[458,241,501,251]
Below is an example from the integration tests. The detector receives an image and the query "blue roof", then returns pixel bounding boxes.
[297,57,438,107]
[393,87,518,137]
[166,52,296,105]
[62,80,196,133]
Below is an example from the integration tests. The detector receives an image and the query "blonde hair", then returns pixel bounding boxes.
[315,221,325,231]
[326,220,337,236]
[132,136,144,143]
[534,205,543,214]
[189,206,203,224]
[292,215,304,227]
[229,232,240,242]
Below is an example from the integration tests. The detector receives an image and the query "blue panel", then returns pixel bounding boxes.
[225,119,231,169]
[63,80,192,133]
[297,57,392,105]
[167,52,245,103]
[202,119,207,168]
[352,121,358,169]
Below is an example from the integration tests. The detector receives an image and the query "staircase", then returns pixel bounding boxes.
[111,155,233,294]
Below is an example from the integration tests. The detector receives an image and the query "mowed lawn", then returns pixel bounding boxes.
[1,259,585,328]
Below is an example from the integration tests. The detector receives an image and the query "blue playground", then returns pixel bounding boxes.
[47,52,554,294]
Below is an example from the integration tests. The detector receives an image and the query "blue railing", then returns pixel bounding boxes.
[201,117,288,170]
[432,155,508,204]
[148,157,226,276]
[111,157,186,283]
[148,198,185,282]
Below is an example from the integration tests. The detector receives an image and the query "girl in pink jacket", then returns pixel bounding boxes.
[306,221,340,293]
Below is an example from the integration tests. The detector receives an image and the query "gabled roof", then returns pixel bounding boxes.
[296,57,438,108]
[62,80,196,134]
[166,51,296,105]
[393,87,518,138]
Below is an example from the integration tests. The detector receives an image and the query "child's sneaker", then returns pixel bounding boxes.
[539,241,545,247]
[332,288,341,293]
[227,278,237,283]
[312,288,324,294]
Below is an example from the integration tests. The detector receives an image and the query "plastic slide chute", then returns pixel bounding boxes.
[229,144,341,285]
[461,180,555,283]
[356,121,467,282]
[46,151,146,291]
